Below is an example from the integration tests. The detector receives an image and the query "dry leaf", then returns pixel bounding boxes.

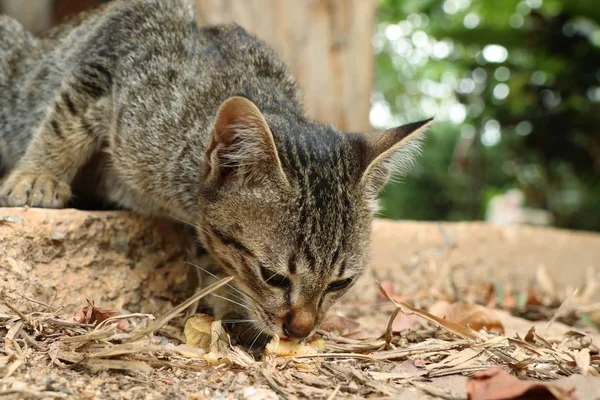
[430,301,505,334]
[378,280,409,303]
[526,286,544,307]
[467,367,578,400]
[391,313,421,333]
[184,315,234,366]
[173,345,206,358]
[378,284,480,339]
[184,314,214,351]
[209,320,230,355]
[68,299,129,331]
[320,315,362,337]
[574,349,599,376]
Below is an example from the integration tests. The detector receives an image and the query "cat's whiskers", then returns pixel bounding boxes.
[222,319,257,324]
[249,327,266,351]
[209,294,252,312]
[222,289,248,304]
[168,213,201,231]
[168,214,215,242]
[189,262,262,307]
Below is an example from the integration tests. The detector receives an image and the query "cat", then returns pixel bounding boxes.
[0,0,432,344]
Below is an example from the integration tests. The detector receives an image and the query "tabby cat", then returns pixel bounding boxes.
[0,0,431,344]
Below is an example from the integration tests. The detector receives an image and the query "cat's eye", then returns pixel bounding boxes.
[326,277,354,292]
[260,264,290,289]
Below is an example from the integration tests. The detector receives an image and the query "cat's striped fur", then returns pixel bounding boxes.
[0,0,431,344]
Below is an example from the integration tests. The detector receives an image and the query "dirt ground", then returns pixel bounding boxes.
[1,208,600,399]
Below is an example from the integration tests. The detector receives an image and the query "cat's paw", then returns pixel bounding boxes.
[0,172,71,208]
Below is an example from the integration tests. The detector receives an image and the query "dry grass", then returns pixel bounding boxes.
[2,269,600,399]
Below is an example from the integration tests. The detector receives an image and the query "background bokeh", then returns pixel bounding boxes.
[374,0,600,232]
[1,0,597,232]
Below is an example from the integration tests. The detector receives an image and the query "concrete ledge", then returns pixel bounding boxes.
[1,208,598,314]
[0,208,194,314]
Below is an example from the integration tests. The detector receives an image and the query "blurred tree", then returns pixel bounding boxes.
[375,0,600,231]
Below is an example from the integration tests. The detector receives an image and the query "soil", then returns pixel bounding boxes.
[1,207,599,399]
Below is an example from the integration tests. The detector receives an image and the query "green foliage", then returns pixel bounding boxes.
[375,0,600,231]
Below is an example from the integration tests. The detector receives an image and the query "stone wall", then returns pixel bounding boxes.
[1,208,598,315]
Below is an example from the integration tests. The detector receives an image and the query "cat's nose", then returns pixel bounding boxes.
[283,309,315,339]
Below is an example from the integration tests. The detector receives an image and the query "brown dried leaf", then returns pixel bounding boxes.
[391,313,421,333]
[378,284,480,340]
[184,314,214,351]
[68,299,129,331]
[574,349,599,376]
[320,315,362,337]
[526,286,544,307]
[430,301,505,334]
[467,367,578,400]
[378,280,409,303]
[524,326,536,343]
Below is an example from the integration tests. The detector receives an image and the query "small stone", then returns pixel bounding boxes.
[11,381,27,390]
[51,230,67,240]
[1,215,23,223]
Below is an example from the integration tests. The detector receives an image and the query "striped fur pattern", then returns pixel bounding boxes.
[0,0,432,343]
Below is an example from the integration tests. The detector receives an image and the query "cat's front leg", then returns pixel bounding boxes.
[0,64,111,208]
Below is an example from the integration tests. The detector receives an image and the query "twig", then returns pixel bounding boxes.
[261,370,292,398]
[292,352,374,360]
[544,287,578,333]
[326,384,341,400]
[42,318,95,329]
[129,276,233,342]
[385,308,401,346]
[19,295,51,309]
[19,328,46,351]
[2,302,29,324]
[94,313,155,331]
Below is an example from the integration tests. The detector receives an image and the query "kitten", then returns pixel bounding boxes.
[0,0,431,343]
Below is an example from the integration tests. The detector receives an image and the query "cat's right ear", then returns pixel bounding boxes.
[205,96,288,188]
[357,118,433,197]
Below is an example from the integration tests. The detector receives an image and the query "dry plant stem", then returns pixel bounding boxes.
[326,384,342,400]
[2,302,28,324]
[129,276,234,342]
[292,353,374,360]
[544,288,578,333]
[261,370,292,398]
[43,318,95,329]
[385,308,401,346]
[94,313,155,330]
[19,295,51,309]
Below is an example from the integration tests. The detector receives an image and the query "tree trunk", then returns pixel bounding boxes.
[194,0,375,132]
[1,0,375,131]
[1,0,54,32]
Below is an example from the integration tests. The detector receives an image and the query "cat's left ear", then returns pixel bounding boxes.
[358,118,433,196]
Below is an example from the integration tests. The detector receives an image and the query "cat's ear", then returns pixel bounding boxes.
[359,118,433,196]
[205,96,288,187]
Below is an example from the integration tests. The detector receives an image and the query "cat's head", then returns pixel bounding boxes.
[197,96,432,340]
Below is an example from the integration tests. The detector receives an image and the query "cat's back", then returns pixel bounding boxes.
[190,23,302,113]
